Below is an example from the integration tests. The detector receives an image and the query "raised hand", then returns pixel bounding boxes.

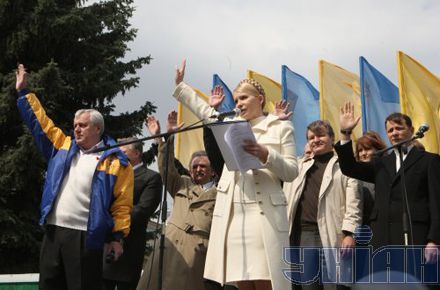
[175,59,186,86]
[274,100,293,120]
[209,85,225,109]
[340,101,360,132]
[16,64,27,91]
[146,116,161,136]
[166,111,184,133]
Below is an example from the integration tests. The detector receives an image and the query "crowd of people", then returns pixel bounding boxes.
[14,61,440,290]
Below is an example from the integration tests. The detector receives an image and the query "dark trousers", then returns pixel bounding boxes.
[102,279,137,290]
[291,224,350,290]
[39,225,103,290]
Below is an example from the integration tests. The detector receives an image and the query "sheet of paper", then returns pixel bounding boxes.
[210,121,263,172]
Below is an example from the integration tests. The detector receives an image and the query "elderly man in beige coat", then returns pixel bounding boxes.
[285,120,362,290]
[138,112,220,290]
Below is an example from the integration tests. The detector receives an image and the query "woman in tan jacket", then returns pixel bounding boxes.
[172,60,298,290]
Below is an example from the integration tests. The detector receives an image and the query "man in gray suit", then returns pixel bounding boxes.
[103,137,162,290]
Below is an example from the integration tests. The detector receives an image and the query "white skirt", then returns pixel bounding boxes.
[225,202,270,283]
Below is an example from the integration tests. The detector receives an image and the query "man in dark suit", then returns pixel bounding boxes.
[103,137,162,290]
[334,102,440,265]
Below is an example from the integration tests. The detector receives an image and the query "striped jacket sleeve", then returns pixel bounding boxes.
[17,90,69,161]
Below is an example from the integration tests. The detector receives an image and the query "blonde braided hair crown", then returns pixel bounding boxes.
[237,78,266,97]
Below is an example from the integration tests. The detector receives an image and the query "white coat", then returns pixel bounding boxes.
[173,82,298,290]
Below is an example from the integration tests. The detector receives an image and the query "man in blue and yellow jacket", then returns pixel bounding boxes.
[15,64,134,290]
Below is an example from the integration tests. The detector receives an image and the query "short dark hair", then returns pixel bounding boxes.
[385,112,412,128]
[306,120,335,140]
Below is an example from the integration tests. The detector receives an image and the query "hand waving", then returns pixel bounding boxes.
[209,85,225,109]
[146,116,161,136]
[16,64,27,92]
[340,102,360,132]
[274,100,293,120]
[175,59,186,86]
[166,111,184,133]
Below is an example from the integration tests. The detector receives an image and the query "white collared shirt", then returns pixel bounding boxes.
[393,145,414,172]
[202,180,215,191]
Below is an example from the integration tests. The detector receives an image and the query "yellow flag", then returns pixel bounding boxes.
[319,60,362,141]
[247,70,281,113]
[397,51,440,154]
[175,87,208,167]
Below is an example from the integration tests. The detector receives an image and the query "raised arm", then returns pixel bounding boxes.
[203,127,224,178]
[339,101,361,141]
[15,64,68,161]
[334,102,375,183]
[175,59,186,86]
[209,85,226,110]
[146,114,184,198]
[16,64,27,91]
[172,60,217,120]
[202,85,227,177]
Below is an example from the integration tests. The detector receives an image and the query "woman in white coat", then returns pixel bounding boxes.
[173,61,298,290]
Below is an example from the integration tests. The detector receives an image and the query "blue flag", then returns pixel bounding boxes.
[360,57,400,142]
[213,74,235,112]
[281,65,320,156]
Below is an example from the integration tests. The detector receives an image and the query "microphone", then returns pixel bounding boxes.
[209,108,241,120]
[415,123,429,138]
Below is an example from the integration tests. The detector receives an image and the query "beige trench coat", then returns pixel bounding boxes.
[173,82,298,290]
[138,137,217,290]
[284,154,362,281]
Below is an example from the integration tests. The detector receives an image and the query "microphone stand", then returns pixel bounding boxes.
[87,119,237,290]
[87,122,208,154]
[156,136,170,290]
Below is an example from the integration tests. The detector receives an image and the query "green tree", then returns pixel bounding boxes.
[0,0,155,272]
